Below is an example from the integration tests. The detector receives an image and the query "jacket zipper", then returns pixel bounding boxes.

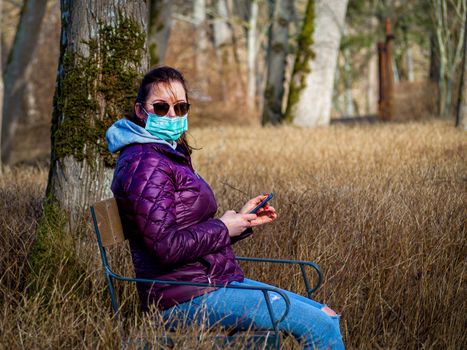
[200,258,212,284]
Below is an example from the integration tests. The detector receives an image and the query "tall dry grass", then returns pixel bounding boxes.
[1,120,465,349]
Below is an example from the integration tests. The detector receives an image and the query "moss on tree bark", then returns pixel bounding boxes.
[285,0,315,122]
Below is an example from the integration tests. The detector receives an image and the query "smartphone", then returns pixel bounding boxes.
[249,193,274,214]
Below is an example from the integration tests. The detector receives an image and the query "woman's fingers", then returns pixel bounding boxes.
[226,203,276,231]
[242,213,258,221]
[249,207,277,226]
[242,213,258,227]
[239,194,269,214]
[257,206,276,216]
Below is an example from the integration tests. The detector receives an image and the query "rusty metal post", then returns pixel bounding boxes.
[377,19,395,121]
[377,42,387,120]
[384,18,395,121]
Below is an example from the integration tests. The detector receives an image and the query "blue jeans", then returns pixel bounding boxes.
[163,278,344,349]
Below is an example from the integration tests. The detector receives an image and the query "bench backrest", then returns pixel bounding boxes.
[90,197,129,317]
[91,197,125,247]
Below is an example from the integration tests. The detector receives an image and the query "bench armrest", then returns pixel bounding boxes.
[235,257,322,298]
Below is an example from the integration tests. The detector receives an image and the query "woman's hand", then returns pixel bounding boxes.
[239,194,278,226]
[219,210,257,237]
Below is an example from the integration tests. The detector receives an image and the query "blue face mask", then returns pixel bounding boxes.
[144,112,188,142]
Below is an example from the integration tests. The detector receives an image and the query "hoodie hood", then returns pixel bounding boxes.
[106,119,174,153]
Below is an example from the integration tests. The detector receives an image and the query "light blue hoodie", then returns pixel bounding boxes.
[106,119,176,153]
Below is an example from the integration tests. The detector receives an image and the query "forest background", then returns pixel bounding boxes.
[0,0,466,349]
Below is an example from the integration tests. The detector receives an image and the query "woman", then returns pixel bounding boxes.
[106,66,344,349]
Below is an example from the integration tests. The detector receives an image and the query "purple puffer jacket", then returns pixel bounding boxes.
[111,142,246,310]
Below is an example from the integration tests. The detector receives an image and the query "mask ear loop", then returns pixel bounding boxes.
[138,103,150,126]
[139,104,149,116]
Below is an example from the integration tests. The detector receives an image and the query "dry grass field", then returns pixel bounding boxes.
[1,120,465,349]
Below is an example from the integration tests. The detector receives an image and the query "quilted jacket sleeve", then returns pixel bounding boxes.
[117,151,231,266]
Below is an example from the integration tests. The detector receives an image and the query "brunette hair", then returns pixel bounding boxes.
[130,66,192,154]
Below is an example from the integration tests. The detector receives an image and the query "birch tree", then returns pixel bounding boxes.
[194,0,209,97]
[262,0,294,125]
[246,0,258,110]
[148,0,173,66]
[46,0,148,232]
[1,0,47,164]
[341,24,355,117]
[286,0,348,126]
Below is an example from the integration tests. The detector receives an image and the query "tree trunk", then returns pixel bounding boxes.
[246,0,258,110]
[429,33,440,82]
[261,0,294,125]
[213,0,232,48]
[432,0,466,117]
[366,16,378,115]
[1,0,47,164]
[47,0,148,231]
[212,0,233,100]
[193,0,209,98]
[367,51,378,115]
[287,0,348,127]
[13,0,61,165]
[0,0,3,170]
[456,16,467,129]
[226,0,247,100]
[148,0,172,66]
[392,54,399,83]
[233,0,249,24]
[342,23,354,117]
[343,47,354,117]
[406,46,414,82]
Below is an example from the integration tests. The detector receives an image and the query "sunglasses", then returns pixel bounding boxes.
[147,102,190,117]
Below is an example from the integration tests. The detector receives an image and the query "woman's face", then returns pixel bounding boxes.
[136,80,187,120]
